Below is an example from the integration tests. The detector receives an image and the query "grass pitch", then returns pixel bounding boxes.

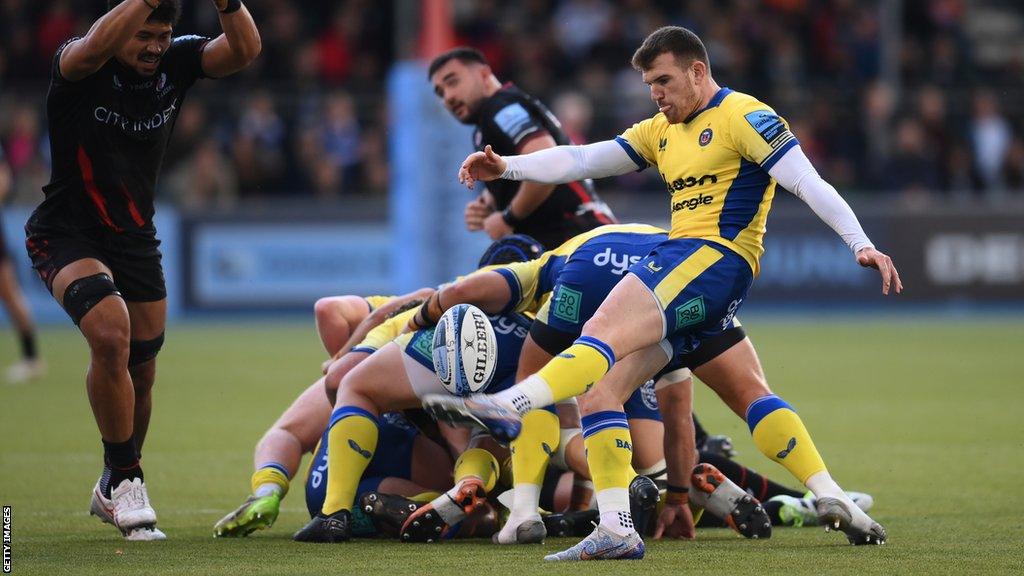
[1,317,1023,575]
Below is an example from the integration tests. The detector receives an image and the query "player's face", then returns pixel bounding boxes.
[642,52,701,124]
[431,60,488,124]
[116,22,173,76]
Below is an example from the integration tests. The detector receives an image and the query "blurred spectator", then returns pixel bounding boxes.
[970,90,1012,192]
[233,92,287,196]
[165,138,238,211]
[877,118,942,204]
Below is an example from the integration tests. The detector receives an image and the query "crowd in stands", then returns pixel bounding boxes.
[1,0,1021,209]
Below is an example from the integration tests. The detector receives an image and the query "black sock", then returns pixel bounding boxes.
[699,451,803,501]
[692,413,709,446]
[101,437,143,498]
[18,330,37,360]
[764,500,785,525]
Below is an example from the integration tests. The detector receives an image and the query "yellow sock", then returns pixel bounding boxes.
[410,491,442,503]
[510,409,560,487]
[535,337,615,402]
[321,407,379,515]
[454,448,499,492]
[580,411,633,493]
[747,395,827,484]
[251,463,290,496]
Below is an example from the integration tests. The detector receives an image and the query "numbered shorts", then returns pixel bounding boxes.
[629,238,751,352]
[304,412,420,517]
[531,232,666,355]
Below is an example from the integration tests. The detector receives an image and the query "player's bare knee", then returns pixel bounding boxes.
[313,297,342,325]
[87,324,130,368]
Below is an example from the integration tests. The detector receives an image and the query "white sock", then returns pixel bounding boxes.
[254,483,282,498]
[491,374,555,416]
[429,491,466,526]
[495,484,542,543]
[595,487,633,537]
[805,471,846,501]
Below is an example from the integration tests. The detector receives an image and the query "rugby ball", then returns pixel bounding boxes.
[431,304,498,396]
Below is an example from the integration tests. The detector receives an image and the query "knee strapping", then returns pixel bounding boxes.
[129,332,165,367]
[62,273,121,325]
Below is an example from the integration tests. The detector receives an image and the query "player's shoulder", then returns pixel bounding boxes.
[478,86,538,130]
[719,89,781,121]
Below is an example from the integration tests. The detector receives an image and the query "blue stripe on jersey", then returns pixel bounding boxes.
[614,136,648,171]
[494,268,522,315]
[761,137,799,171]
[719,158,771,241]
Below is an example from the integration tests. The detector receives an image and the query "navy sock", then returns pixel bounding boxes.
[101,437,143,498]
[19,330,37,360]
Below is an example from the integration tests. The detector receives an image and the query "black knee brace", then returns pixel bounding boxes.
[62,273,121,326]
[529,319,579,357]
[129,332,165,367]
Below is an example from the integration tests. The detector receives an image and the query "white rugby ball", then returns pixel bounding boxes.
[431,303,498,396]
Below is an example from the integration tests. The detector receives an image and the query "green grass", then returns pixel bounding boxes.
[2,318,1023,575]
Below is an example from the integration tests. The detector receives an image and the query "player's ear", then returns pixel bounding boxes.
[690,60,707,84]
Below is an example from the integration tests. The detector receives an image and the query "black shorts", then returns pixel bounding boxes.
[25,215,166,302]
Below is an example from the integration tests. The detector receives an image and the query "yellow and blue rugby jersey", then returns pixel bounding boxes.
[616,88,799,276]
[349,307,418,354]
[493,223,667,314]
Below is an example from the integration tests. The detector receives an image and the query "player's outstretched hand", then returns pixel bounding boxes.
[856,247,903,295]
[652,502,695,540]
[459,145,507,190]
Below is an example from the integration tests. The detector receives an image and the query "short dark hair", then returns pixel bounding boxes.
[631,26,709,71]
[427,47,489,80]
[108,0,181,26]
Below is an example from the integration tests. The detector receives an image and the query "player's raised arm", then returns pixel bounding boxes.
[458,140,641,190]
[200,0,262,78]
[59,0,160,81]
[767,145,903,295]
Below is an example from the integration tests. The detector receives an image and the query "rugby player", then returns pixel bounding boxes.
[429,47,615,248]
[215,235,545,538]
[436,26,900,557]
[0,146,44,382]
[25,0,260,539]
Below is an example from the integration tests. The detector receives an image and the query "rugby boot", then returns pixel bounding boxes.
[360,491,421,538]
[542,509,599,538]
[628,475,661,536]
[422,394,522,443]
[400,478,488,542]
[293,510,352,543]
[691,463,771,539]
[544,524,645,562]
[213,494,281,537]
[817,497,887,545]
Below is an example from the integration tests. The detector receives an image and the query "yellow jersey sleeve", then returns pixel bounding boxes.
[727,98,798,170]
[616,115,666,169]
[363,295,394,311]
[492,258,545,315]
[350,308,417,354]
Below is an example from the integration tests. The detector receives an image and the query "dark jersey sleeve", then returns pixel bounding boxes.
[163,35,210,87]
[478,98,550,154]
[49,37,90,89]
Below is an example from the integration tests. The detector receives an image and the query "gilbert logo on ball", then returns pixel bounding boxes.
[432,304,497,396]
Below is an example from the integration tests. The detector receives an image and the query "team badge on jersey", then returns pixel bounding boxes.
[698,128,713,147]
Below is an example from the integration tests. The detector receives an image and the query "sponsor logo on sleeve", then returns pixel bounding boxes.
[744,110,793,149]
[494,103,536,142]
